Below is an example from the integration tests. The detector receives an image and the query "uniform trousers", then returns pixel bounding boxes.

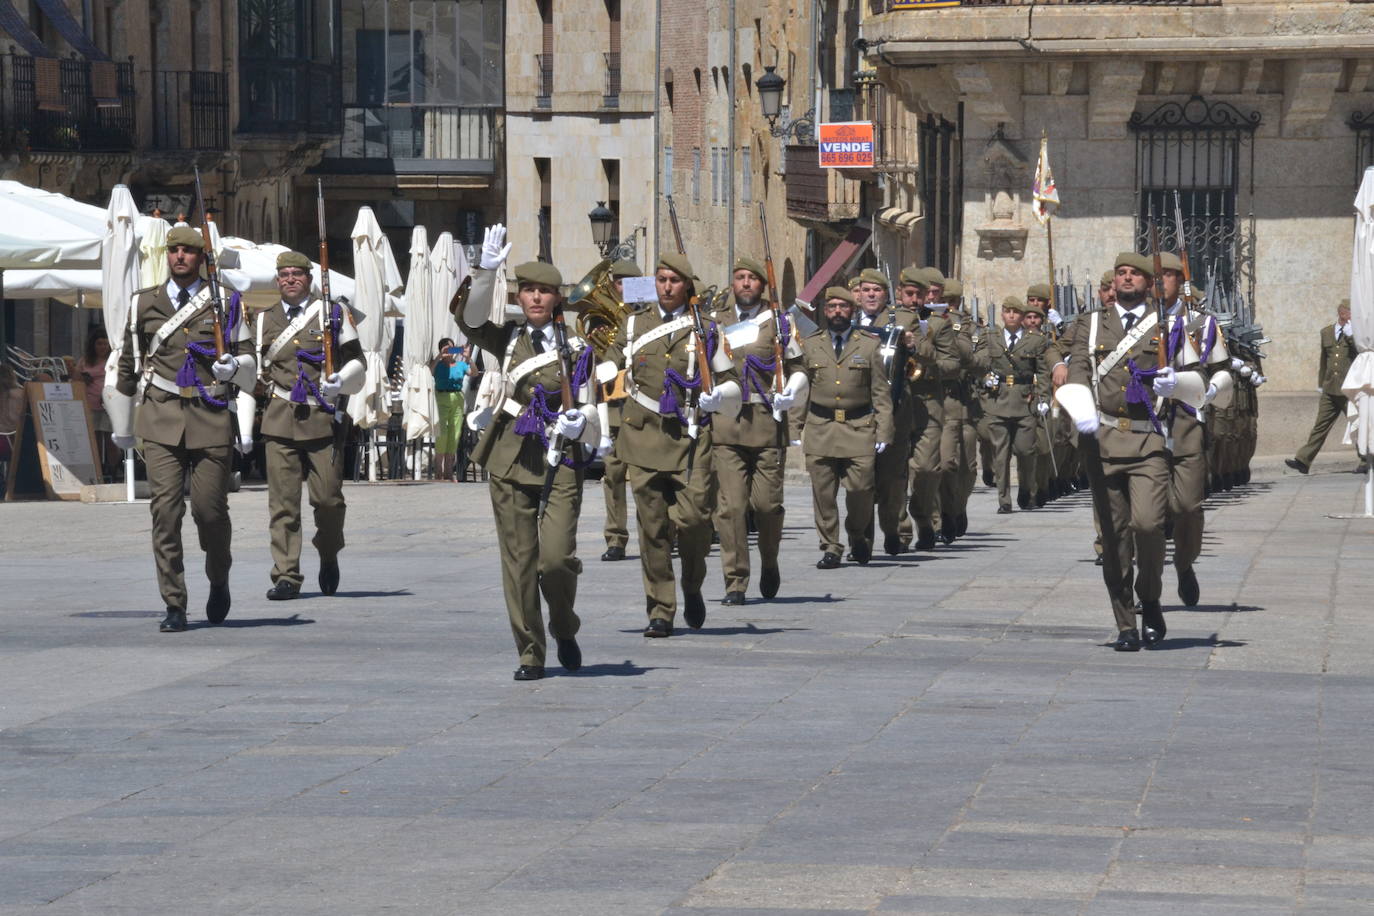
[265,436,345,587]
[627,453,715,625]
[907,394,945,527]
[143,440,233,611]
[808,453,875,556]
[1168,448,1206,572]
[939,394,975,518]
[987,414,1037,509]
[601,434,629,549]
[1083,441,1169,632]
[1295,393,1349,467]
[874,403,912,541]
[714,444,784,593]
[488,469,582,666]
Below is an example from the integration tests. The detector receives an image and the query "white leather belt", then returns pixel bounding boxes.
[147,373,227,399]
[271,382,335,406]
[1099,412,1156,434]
[630,390,662,414]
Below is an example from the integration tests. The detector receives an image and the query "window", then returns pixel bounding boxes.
[664,146,674,197]
[537,0,553,106]
[603,159,621,242]
[350,1,503,108]
[692,147,701,205]
[711,147,720,206]
[741,146,752,205]
[536,157,552,262]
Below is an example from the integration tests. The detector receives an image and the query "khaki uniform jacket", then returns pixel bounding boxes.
[973,327,1051,419]
[907,312,962,398]
[1319,323,1358,396]
[1167,305,1224,457]
[708,303,805,448]
[116,285,251,450]
[797,328,894,458]
[600,304,740,472]
[257,298,364,442]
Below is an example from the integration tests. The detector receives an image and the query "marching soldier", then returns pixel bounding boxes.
[257,252,366,601]
[973,296,1050,515]
[108,226,256,632]
[599,258,639,562]
[797,287,894,568]
[1020,292,1056,507]
[855,268,915,555]
[598,253,742,636]
[710,257,806,605]
[939,280,979,540]
[1059,252,1206,650]
[902,268,962,549]
[461,226,602,679]
[1287,300,1362,475]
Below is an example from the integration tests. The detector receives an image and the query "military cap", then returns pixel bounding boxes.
[513,260,563,288]
[915,267,946,288]
[824,286,857,306]
[856,268,888,288]
[733,256,767,281]
[1340,298,1351,310]
[846,276,862,290]
[942,278,963,301]
[1000,295,1026,313]
[1100,269,1115,287]
[610,258,640,278]
[1022,300,1046,317]
[1114,251,1155,278]
[1026,283,1052,301]
[898,266,928,288]
[276,251,311,271]
[1158,252,1185,273]
[165,226,206,251]
[656,252,697,282]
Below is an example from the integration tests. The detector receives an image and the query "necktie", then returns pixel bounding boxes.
[834,335,844,359]
[532,328,545,353]
[288,305,301,322]
[1007,331,1017,349]
[177,288,190,307]
[1122,312,1138,331]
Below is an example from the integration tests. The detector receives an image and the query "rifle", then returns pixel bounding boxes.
[758,202,788,462]
[538,310,577,521]
[192,165,239,445]
[1172,190,1195,306]
[683,285,717,483]
[666,195,687,255]
[1148,208,1168,372]
[316,179,353,465]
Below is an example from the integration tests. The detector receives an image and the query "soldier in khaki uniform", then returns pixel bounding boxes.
[1062,252,1206,650]
[973,296,1051,514]
[1019,291,1056,507]
[1288,300,1362,474]
[598,253,742,636]
[109,226,256,632]
[901,268,962,549]
[939,280,979,540]
[710,256,806,605]
[461,227,602,679]
[256,251,366,600]
[797,287,894,568]
[599,258,639,562]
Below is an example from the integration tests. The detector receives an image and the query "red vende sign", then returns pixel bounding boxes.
[817,122,875,169]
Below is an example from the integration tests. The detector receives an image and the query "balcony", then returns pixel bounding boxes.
[0,53,134,153]
[319,105,498,175]
[784,144,862,224]
[151,70,228,151]
[888,0,1216,6]
[603,52,621,109]
[535,54,553,109]
[237,59,339,135]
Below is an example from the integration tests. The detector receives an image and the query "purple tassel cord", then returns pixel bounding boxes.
[514,384,591,469]
[659,323,723,424]
[173,293,245,409]
[289,348,337,414]
[1124,358,1166,434]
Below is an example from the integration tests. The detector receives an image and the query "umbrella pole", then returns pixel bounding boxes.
[369,429,379,482]
[124,447,135,502]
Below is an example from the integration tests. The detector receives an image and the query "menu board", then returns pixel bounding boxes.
[4,382,100,500]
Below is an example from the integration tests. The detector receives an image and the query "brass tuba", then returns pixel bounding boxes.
[569,258,629,359]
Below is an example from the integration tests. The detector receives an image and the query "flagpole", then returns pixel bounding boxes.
[1042,130,1055,319]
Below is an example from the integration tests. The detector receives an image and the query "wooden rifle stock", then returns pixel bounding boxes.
[316,180,335,377]
[757,203,787,397]
[1148,214,1168,371]
[666,195,686,255]
[538,311,577,520]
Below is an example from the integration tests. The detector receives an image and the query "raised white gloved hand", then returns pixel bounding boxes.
[212,353,239,382]
[1076,415,1101,436]
[1252,374,1266,387]
[1036,401,1050,416]
[595,435,613,460]
[555,410,586,439]
[1239,364,1253,377]
[1203,382,1219,405]
[772,384,797,412]
[698,389,725,413]
[112,434,136,450]
[320,372,343,398]
[1152,366,1178,397]
[875,441,888,455]
[236,435,253,456]
[1047,308,1062,326]
[479,224,511,270]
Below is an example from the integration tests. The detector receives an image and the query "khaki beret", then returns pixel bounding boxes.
[1340,298,1351,310]
[915,267,945,288]
[656,252,697,282]
[898,266,928,288]
[166,226,206,251]
[824,286,857,306]
[942,279,963,300]
[1100,270,1115,286]
[1000,295,1026,313]
[1022,300,1046,317]
[856,268,888,288]
[610,258,639,278]
[1026,283,1052,301]
[1115,252,1155,278]
[276,251,311,270]
[1158,252,1185,273]
[846,276,862,290]
[733,256,767,281]
[513,260,563,288]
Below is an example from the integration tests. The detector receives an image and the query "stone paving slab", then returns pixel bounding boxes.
[1,464,1373,913]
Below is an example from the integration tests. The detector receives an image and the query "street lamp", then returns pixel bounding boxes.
[588,201,616,255]
[754,65,815,142]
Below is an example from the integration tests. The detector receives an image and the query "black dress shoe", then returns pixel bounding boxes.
[1240,467,1252,485]
[159,608,187,632]
[1017,489,1031,510]
[940,514,957,545]
[206,583,230,624]
[982,467,995,488]
[683,592,706,629]
[852,543,872,565]
[266,580,300,601]
[318,560,340,596]
[816,552,841,570]
[997,505,1013,515]
[956,514,968,537]
[643,618,672,637]
[915,526,936,551]
[1094,554,1104,566]
[513,665,545,680]
[1222,472,1235,491]
[1285,458,1309,475]
[555,637,582,671]
[1035,490,1048,508]
[601,545,626,561]
[1210,473,1224,493]
[1140,601,1167,645]
[1114,628,1142,652]
[1177,567,1200,608]
[721,590,746,606]
[883,533,903,556]
[759,565,780,599]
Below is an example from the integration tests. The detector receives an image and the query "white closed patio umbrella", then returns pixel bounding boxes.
[430,231,470,347]
[401,225,437,477]
[101,185,141,501]
[345,207,403,480]
[1343,167,1374,518]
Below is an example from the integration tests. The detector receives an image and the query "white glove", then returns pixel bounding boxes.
[479,224,511,270]
[320,373,343,398]
[595,435,613,460]
[554,410,586,439]
[698,389,725,413]
[1252,374,1266,387]
[1152,367,1178,398]
[212,353,239,382]
[236,435,253,456]
[772,384,797,412]
[1230,357,1245,370]
[1239,365,1253,378]
[789,439,801,447]
[1047,308,1062,325]
[1036,401,1050,416]
[984,375,999,390]
[875,441,888,455]
[112,434,136,450]
[1076,416,1101,436]
[1203,382,1219,405]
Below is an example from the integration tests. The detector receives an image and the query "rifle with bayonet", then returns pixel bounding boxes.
[316,179,353,465]
[192,165,240,447]
[667,195,686,255]
[1172,190,1196,307]
[1149,207,1169,373]
[758,202,789,463]
[538,309,577,520]
[683,284,718,484]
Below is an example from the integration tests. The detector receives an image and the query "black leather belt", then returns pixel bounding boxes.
[810,404,872,422]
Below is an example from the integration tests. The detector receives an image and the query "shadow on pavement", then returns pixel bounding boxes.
[331,589,414,599]
[1180,603,1264,614]
[193,615,315,629]
[557,660,667,677]
[763,595,843,604]
[1147,633,1246,651]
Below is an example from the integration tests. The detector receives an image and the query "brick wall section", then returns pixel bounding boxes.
[660,0,709,188]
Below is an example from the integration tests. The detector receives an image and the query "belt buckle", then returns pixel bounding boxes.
[180,386,196,398]
[1117,416,1131,432]
[834,408,847,422]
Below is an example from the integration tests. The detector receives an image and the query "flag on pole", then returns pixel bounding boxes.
[1032,135,1059,225]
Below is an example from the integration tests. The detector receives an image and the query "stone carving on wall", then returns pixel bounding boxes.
[974,129,1029,260]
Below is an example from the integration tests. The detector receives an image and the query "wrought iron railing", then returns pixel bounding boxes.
[784,144,862,222]
[603,52,621,108]
[893,0,1218,6]
[536,54,553,108]
[151,70,228,151]
[237,59,339,135]
[322,105,498,165]
[0,53,134,153]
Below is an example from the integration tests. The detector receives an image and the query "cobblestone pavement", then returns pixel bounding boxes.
[2,459,1373,914]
